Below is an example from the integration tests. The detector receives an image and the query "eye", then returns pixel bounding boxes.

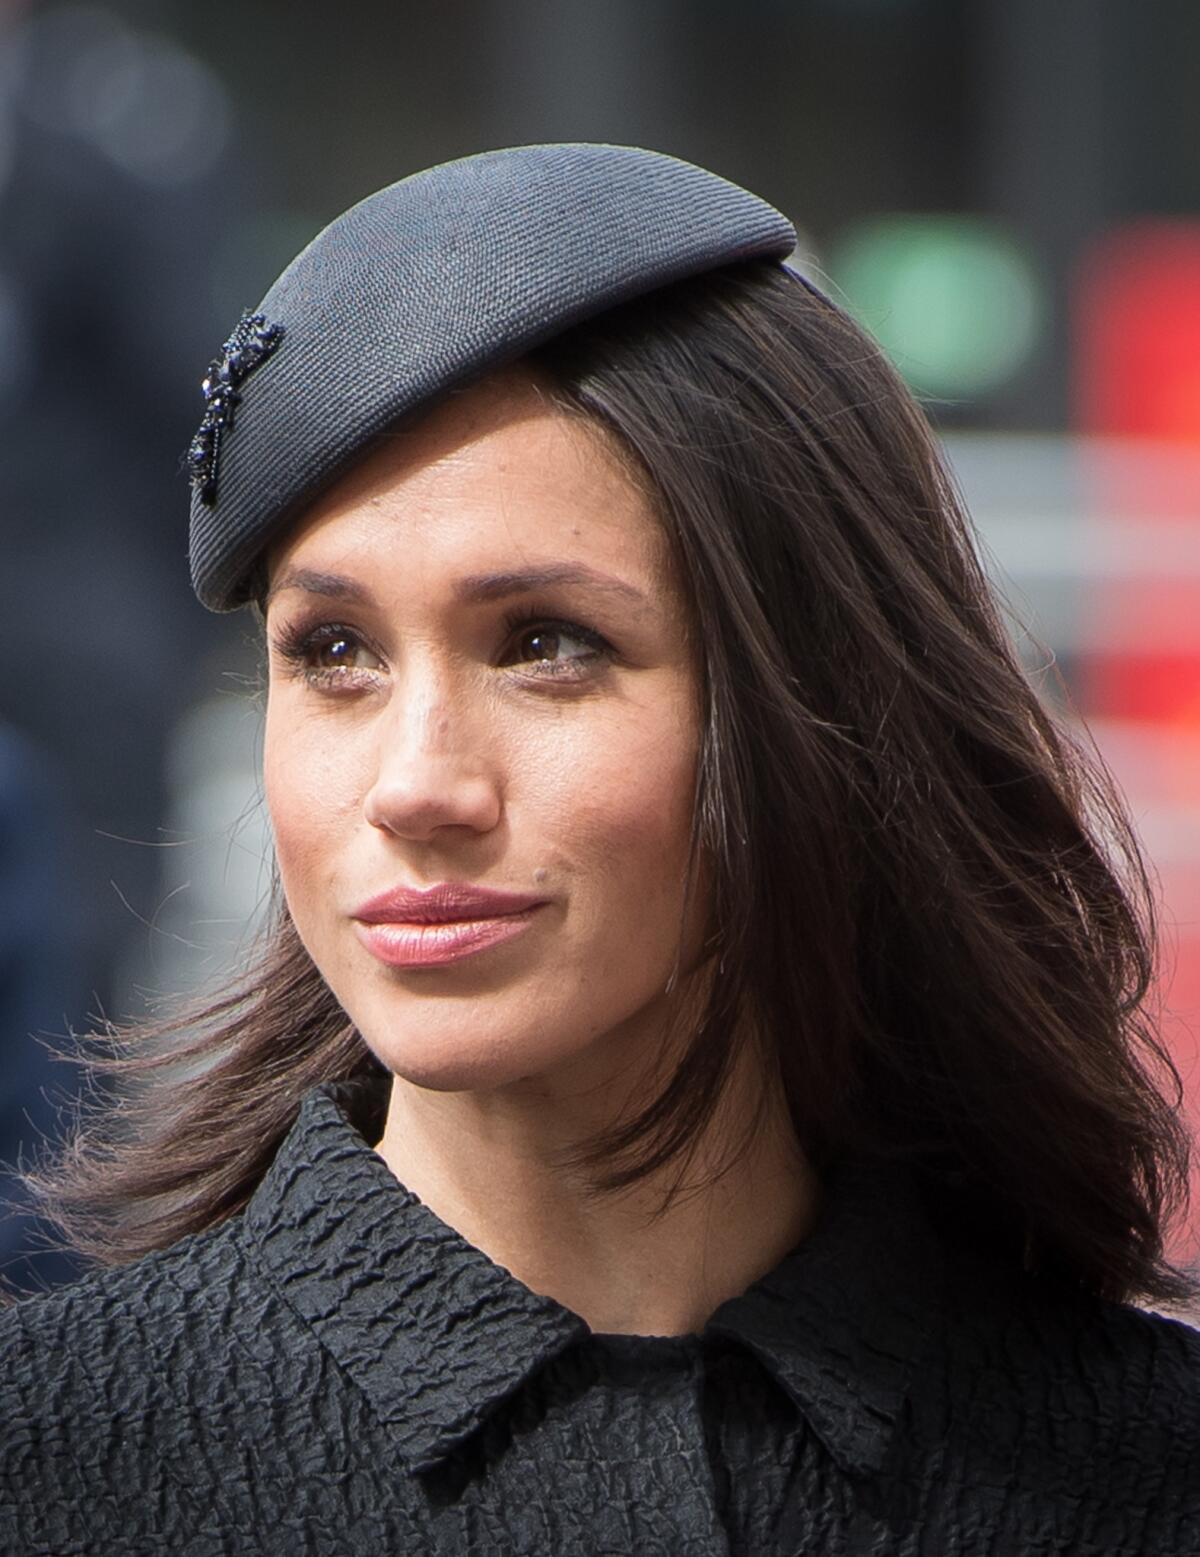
[270,621,385,688]
[500,613,611,678]
[511,624,589,664]
[309,633,382,672]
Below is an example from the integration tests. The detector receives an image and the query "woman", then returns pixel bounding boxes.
[2,143,1197,1554]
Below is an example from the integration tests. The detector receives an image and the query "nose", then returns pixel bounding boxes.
[362,676,502,842]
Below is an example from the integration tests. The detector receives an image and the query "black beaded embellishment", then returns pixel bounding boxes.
[187,310,285,504]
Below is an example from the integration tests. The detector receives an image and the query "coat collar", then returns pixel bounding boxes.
[245,1080,943,1478]
[245,1080,589,1475]
[704,1156,944,1476]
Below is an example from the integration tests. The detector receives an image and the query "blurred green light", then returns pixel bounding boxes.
[828,216,1044,400]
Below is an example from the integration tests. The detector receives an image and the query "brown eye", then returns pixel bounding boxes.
[519,627,568,662]
[506,620,605,668]
[315,636,363,668]
[304,631,385,674]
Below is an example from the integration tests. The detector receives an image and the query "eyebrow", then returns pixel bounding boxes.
[264,568,370,608]
[265,562,649,609]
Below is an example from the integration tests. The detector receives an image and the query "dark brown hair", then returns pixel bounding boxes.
[25,261,1194,1304]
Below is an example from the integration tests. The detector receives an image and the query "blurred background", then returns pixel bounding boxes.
[1,0,1197,1291]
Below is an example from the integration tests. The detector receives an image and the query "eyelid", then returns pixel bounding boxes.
[498,604,609,648]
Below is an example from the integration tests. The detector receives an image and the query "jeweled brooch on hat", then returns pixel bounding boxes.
[187,310,285,505]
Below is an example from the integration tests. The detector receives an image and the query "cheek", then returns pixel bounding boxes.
[531,704,699,914]
[263,702,363,895]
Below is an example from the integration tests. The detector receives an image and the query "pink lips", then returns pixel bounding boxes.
[352,881,549,968]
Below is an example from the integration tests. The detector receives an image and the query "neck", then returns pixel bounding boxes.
[373,1037,817,1337]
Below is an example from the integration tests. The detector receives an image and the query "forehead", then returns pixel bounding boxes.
[265,367,673,591]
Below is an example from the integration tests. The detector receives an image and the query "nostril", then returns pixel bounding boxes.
[361,770,502,841]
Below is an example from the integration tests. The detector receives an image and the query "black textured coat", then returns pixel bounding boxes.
[2,1081,1198,1554]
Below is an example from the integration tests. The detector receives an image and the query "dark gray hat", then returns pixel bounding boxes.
[186,142,796,611]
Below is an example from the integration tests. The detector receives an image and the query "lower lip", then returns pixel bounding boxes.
[353,908,543,968]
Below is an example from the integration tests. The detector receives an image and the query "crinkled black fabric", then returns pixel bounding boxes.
[2,1080,1198,1554]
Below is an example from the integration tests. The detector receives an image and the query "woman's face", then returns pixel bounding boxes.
[263,368,710,1098]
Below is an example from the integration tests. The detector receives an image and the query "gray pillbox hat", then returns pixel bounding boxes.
[186,142,797,611]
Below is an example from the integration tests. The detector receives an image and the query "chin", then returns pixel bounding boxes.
[361,1019,576,1096]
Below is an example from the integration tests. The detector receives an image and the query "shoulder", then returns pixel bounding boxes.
[930,1255,1200,1534]
[2,1218,260,1448]
[2,1216,248,1390]
[1073,1296,1200,1444]
[1083,1296,1200,1465]
[1093,1292,1200,1375]
[0,1213,349,1552]
[0,1206,328,1417]
[944,1249,1200,1410]
[0,1213,318,1548]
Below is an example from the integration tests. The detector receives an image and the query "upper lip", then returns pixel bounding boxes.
[352,882,549,924]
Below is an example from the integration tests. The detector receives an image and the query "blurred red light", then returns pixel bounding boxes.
[1075,223,1200,443]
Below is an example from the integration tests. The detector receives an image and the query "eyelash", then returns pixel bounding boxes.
[269,607,613,692]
